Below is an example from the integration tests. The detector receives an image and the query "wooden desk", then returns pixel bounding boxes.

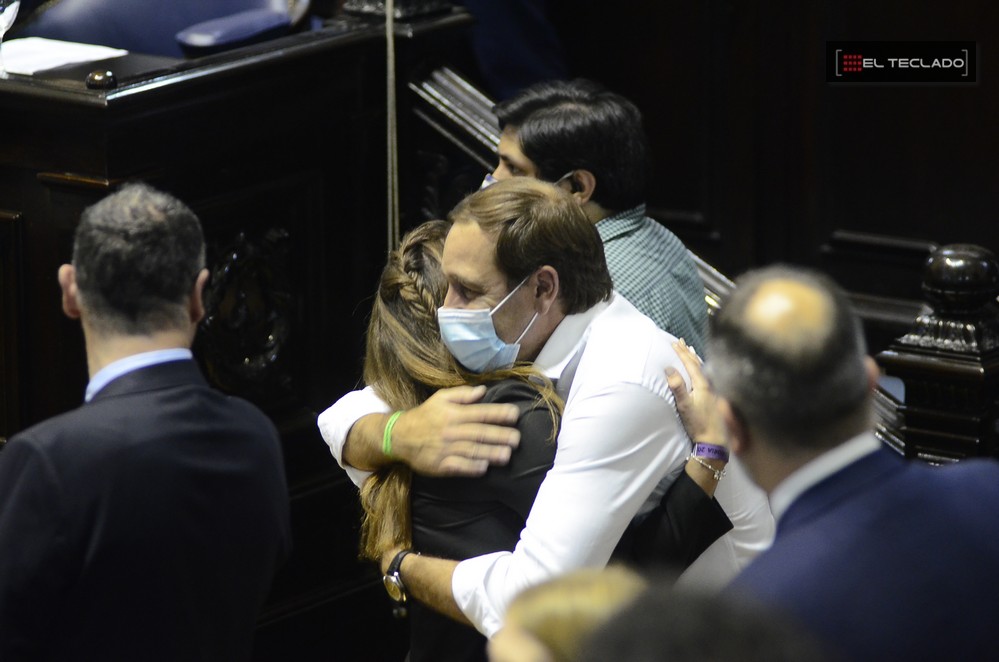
[0,10,474,657]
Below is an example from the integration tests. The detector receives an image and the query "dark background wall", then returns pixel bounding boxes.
[1,2,994,658]
[446,1,998,354]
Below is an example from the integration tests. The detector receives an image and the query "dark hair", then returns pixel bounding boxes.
[448,177,613,315]
[493,78,650,211]
[579,583,836,662]
[73,182,205,335]
[706,265,870,451]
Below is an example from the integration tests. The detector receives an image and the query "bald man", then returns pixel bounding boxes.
[667,265,999,661]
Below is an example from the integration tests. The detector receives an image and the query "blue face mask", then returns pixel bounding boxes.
[438,276,539,373]
[480,172,498,189]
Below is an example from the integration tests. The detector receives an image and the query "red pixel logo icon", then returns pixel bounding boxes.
[842,53,863,72]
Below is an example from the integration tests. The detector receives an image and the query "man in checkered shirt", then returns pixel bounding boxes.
[487,78,708,355]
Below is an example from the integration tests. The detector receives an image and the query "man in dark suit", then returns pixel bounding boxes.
[667,264,999,661]
[0,182,291,660]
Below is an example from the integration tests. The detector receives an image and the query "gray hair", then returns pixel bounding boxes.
[705,265,871,451]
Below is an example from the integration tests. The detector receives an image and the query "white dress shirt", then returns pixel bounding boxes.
[317,293,774,636]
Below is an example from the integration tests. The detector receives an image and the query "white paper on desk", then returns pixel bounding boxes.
[3,37,127,75]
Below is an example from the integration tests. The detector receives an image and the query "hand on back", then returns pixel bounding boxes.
[666,339,729,448]
[392,385,521,476]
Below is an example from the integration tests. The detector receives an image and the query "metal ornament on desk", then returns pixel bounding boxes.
[341,0,452,19]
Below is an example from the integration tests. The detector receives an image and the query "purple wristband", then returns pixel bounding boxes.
[694,442,729,462]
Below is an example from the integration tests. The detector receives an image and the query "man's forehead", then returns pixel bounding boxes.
[443,222,504,284]
[498,126,522,153]
[497,128,538,174]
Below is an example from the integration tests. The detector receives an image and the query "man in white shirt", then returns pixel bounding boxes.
[319,177,772,636]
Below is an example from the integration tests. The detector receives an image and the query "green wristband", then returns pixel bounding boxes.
[382,411,404,457]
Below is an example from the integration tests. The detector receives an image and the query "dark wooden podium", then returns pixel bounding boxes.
[0,9,475,659]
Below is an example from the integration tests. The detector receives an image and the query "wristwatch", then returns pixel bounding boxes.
[383,550,413,617]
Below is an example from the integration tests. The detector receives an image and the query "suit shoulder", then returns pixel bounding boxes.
[5,406,96,451]
[223,393,276,424]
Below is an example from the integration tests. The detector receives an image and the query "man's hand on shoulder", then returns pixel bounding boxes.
[392,385,521,476]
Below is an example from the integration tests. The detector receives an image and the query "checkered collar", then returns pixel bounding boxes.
[595,204,647,241]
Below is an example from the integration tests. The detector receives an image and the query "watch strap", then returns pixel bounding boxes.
[387,549,412,577]
[383,549,414,616]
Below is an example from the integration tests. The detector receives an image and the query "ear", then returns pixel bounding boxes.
[571,169,597,204]
[189,268,209,325]
[864,356,880,393]
[58,264,82,320]
[718,398,750,457]
[532,265,560,315]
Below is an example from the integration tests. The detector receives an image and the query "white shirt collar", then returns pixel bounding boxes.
[768,431,881,522]
[85,348,193,402]
[533,297,612,379]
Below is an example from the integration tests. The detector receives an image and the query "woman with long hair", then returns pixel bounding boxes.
[358,219,562,662]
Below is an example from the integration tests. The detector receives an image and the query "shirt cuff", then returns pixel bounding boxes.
[316,386,389,487]
[452,551,510,637]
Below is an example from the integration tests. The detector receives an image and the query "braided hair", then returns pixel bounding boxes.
[357,220,562,562]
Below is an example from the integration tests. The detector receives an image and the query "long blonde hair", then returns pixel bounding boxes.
[358,220,561,562]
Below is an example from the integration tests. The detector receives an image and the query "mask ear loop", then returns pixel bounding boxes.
[489,273,534,316]
[490,272,540,346]
[554,170,581,193]
[481,172,499,189]
[514,312,540,344]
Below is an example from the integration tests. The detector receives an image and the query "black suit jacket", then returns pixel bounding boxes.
[612,470,733,571]
[0,359,291,661]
